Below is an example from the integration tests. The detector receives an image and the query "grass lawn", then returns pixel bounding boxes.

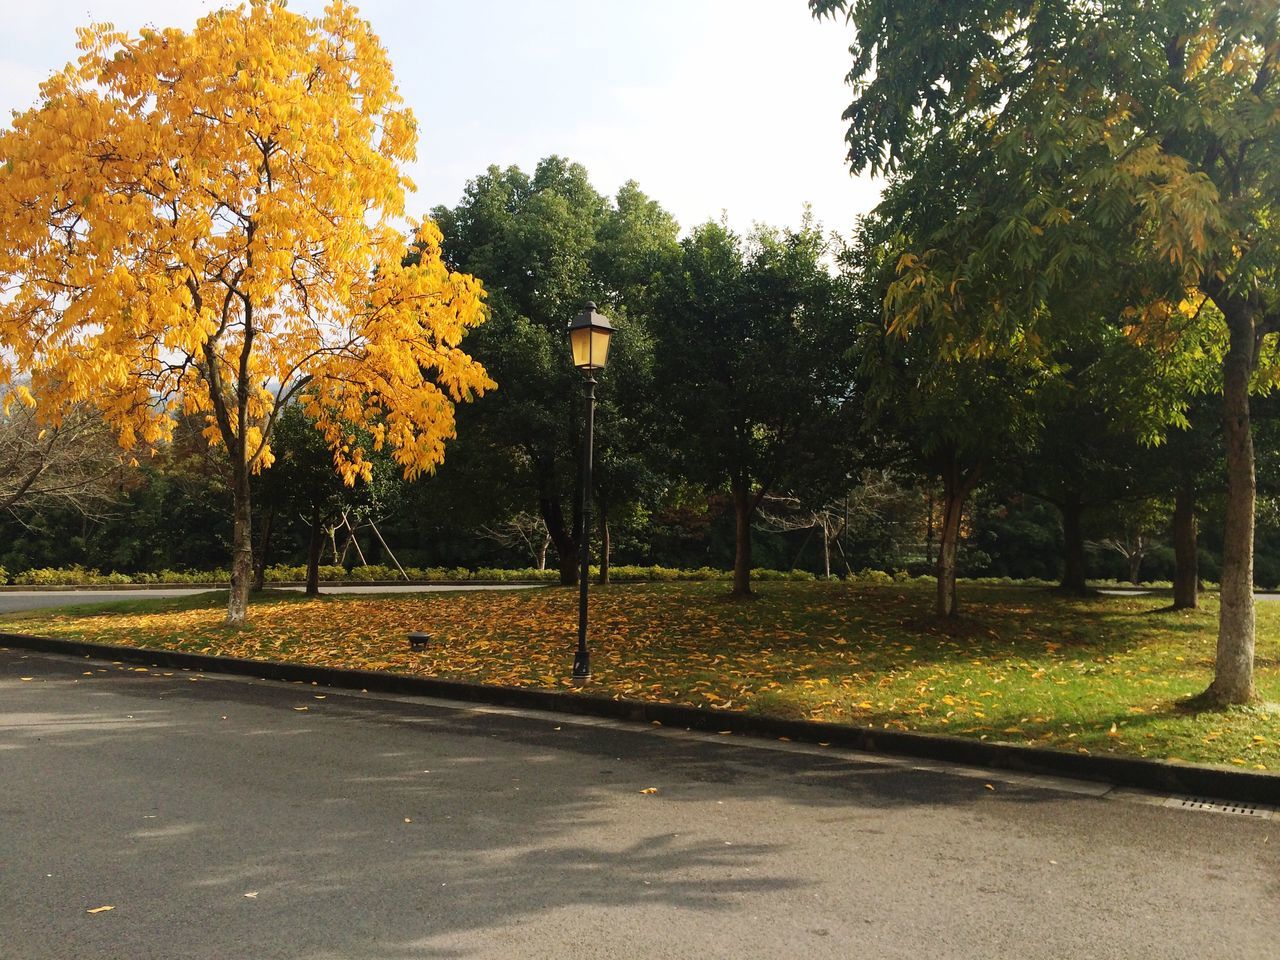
[3,581,1278,770]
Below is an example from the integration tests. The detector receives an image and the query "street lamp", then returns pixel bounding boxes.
[567,301,614,680]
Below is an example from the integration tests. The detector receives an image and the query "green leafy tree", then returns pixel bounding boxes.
[432,159,678,585]
[257,404,394,595]
[847,207,1044,615]
[813,0,1279,703]
[650,219,859,597]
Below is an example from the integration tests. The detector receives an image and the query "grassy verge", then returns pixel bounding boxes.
[3,582,1277,770]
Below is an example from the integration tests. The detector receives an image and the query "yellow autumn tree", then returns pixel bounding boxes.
[0,0,492,624]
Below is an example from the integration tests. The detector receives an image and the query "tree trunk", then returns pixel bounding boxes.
[1059,495,1088,595]
[925,487,935,566]
[1172,486,1198,610]
[1127,543,1142,586]
[822,523,831,579]
[540,495,578,586]
[731,476,754,598]
[1204,308,1257,704]
[252,506,274,592]
[935,460,976,618]
[226,458,253,626]
[306,501,324,597]
[536,533,549,571]
[597,499,611,585]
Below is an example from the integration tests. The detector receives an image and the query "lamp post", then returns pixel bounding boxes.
[567,301,614,680]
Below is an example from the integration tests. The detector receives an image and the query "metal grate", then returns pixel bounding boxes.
[1163,795,1272,818]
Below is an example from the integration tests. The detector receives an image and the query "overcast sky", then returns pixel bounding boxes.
[0,1,882,235]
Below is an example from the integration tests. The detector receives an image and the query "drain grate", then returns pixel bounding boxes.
[1163,795,1272,818]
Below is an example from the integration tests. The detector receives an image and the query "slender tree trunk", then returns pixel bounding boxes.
[597,498,611,585]
[1059,495,1088,595]
[305,501,324,597]
[1172,486,1198,610]
[1205,308,1257,704]
[226,458,253,626]
[1127,546,1142,586]
[537,533,549,571]
[731,476,754,598]
[925,487,935,566]
[252,506,274,592]
[935,461,975,618]
[822,523,831,579]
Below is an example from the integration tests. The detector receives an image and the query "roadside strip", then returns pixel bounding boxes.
[2,629,1277,808]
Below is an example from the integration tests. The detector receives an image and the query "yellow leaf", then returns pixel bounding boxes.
[86,906,114,914]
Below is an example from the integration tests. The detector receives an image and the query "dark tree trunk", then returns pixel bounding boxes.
[227,457,253,626]
[936,458,978,618]
[731,476,754,598]
[1172,486,1198,610]
[597,497,611,585]
[1059,495,1088,595]
[540,495,578,586]
[1204,304,1257,704]
[252,506,274,593]
[305,501,324,597]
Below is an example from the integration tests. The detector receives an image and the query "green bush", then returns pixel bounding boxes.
[0,562,1101,588]
[752,568,816,581]
[14,565,98,585]
[852,568,895,585]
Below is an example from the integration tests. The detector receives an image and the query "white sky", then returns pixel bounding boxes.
[0,1,882,235]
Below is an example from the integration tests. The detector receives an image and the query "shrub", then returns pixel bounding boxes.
[852,568,894,585]
[751,568,815,581]
[264,565,305,582]
[14,565,97,585]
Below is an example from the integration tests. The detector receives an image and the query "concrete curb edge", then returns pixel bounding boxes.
[2,630,1276,805]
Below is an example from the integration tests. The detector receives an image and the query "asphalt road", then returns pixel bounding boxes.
[0,584,540,615]
[1,648,1276,960]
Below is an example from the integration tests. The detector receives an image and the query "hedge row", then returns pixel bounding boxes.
[3,564,1204,590]
[4,563,818,586]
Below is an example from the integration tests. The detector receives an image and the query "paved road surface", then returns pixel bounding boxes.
[0,583,540,615]
[1,648,1275,960]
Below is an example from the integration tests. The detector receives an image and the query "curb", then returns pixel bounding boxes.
[2,630,1277,806]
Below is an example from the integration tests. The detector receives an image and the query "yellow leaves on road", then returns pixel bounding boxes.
[86,906,114,915]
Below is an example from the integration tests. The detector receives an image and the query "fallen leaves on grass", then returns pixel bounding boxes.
[7,582,1278,769]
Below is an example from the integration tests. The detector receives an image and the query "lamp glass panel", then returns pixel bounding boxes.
[569,326,592,368]
[590,328,611,368]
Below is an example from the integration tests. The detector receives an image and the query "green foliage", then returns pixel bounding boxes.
[652,219,858,493]
[430,157,681,579]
